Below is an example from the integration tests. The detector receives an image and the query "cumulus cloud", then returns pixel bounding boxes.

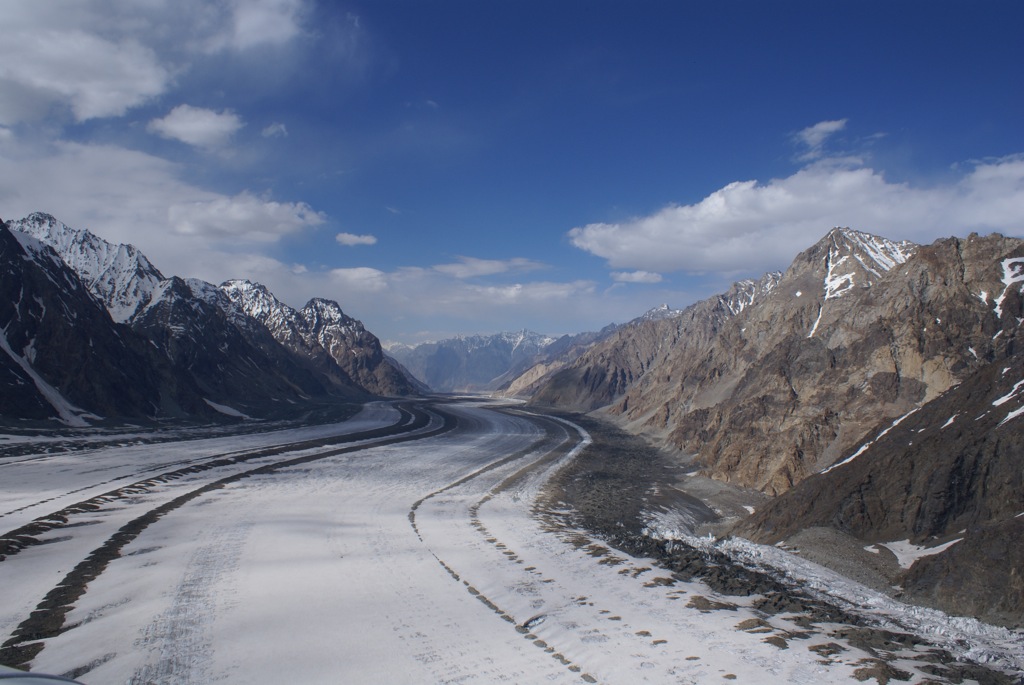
[336,232,377,246]
[569,154,1024,277]
[0,1,315,125]
[329,267,389,292]
[148,105,245,148]
[611,270,663,284]
[794,119,847,161]
[169,191,324,241]
[0,28,169,123]
[0,140,325,268]
[433,256,544,279]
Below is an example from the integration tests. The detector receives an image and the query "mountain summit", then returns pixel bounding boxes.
[10,212,164,323]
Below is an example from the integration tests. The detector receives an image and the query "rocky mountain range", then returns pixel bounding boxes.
[526,228,1005,493]
[1,212,416,425]
[516,226,1024,626]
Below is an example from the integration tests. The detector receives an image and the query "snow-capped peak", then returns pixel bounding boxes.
[823,227,916,300]
[220,279,286,320]
[640,304,684,321]
[719,272,782,316]
[9,212,165,323]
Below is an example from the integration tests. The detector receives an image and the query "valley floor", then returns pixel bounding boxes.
[0,399,1020,683]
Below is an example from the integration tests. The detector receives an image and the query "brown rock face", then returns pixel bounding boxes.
[735,334,1024,626]
[531,229,1024,495]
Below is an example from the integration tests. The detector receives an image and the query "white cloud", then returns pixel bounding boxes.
[329,267,389,292]
[306,262,618,341]
[612,270,663,284]
[169,191,324,241]
[0,141,325,277]
[0,28,169,123]
[0,1,315,125]
[205,0,308,52]
[336,232,377,246]
[794,119,847,160]
[148,105,245,148]
[433,256,544,279]
[466,280,595,303]
[569,155,1024,277]
[262,122,289,138]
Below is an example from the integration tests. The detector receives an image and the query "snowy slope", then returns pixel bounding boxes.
[9,213,164,323]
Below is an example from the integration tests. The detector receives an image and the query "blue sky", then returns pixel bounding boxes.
[1,1,1022,343]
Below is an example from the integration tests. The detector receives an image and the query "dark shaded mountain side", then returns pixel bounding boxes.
[301,297,414,397]
[0,222,202,423]
[735,336,1024,626]
[132,278,354,415]
[220,280,416,398]
[1,213,419,426]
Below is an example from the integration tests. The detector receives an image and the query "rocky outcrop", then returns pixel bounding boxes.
[529,279,780,413]
[735,324,1024,626]
[525,226,1024,625]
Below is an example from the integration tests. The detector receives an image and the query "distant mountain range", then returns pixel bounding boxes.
[388,329,573,392]
[1,212,417,425]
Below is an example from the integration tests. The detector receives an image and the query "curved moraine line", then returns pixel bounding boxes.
[0,402,457,670]
[409,408,602,683]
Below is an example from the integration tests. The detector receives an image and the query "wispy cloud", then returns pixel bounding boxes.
[611,270,663,284]
[202,0,309,52]
[336,232,377,246]
[262,122,288,138]
[0,2,316,126]
[793,118,847,161]
[433,256,544,279]
[148,105,245,148]
[570,151,1024,277]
